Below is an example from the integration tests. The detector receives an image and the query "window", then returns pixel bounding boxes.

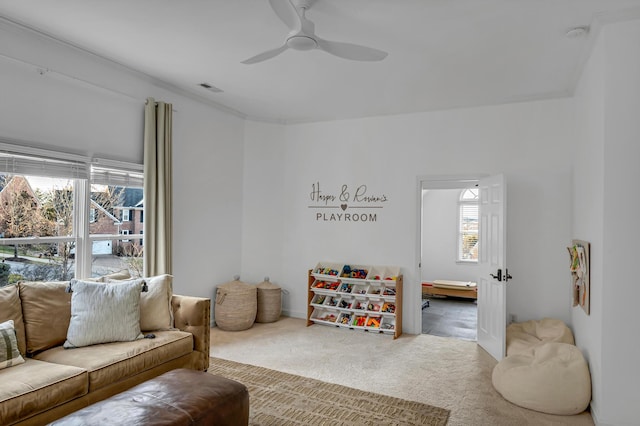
[90,160,144,278]
[458,188,479,262]
[0,142,144,285]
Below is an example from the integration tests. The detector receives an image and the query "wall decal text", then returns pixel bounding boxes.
[308,182,388,222]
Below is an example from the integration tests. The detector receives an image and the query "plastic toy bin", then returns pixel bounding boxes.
[311,280,340,292]
[311,293,327,306]
[312,262,344,279]
[365,315,382,329]
[380,317,396,332]
[311,308,338,324]
[340,264,370,281]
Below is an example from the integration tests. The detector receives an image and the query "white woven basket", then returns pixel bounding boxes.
[215,276,257,331]
[256,277,281,323]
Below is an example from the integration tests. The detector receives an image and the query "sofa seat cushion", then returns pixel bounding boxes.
[34,330,193,392]
[0,358,88,425]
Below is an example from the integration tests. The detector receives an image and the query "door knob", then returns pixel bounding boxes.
[505,269,513,282]
[490,269,502,281]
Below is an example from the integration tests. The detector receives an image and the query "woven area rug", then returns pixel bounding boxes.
[208,357,450,426]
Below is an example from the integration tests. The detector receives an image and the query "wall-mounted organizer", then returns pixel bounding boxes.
[306,262,403,339]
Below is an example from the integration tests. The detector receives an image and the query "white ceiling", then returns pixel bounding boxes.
[1,0,640,123]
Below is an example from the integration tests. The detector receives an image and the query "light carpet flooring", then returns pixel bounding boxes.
[210,317,594,426]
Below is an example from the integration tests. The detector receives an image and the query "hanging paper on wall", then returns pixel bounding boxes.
[567,240,590,315]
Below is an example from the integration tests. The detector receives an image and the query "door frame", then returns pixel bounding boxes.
[414,174,485,336]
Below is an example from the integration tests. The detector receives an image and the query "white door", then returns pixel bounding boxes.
[477,174,507,361]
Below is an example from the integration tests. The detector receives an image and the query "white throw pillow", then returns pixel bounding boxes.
[64,279,144,348]
[107,274,174,331]
[0,320,25,369]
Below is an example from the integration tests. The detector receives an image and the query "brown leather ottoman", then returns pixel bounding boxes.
[49,369,249,426]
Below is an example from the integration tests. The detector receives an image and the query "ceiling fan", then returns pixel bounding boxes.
[241,0,388,64]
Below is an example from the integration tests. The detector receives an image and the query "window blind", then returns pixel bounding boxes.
[91,159,143,188]
[0,142,89,179]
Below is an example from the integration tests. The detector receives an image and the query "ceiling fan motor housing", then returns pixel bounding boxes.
[287,35,317,50]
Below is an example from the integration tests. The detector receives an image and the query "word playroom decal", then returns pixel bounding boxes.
[308,182,388,222]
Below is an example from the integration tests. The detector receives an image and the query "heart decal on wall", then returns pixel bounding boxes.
[340,204,348,211]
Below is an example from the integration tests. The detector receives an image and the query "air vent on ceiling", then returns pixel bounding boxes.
[198,82,223,93]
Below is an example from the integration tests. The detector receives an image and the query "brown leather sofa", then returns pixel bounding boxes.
[0,282,211,426]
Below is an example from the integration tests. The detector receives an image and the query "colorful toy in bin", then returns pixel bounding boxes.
[316,267,339,276]
[341,265,368,279]
[313,281,340,290]
[368,302,381,312]
[367,317,381,328]
[383,287,396,296]
[338,283,353,293]
[339,299,352,309]
[382,302,396,313]
[320,313,337,323]
[354,315,367,327]
[340,313,352,325]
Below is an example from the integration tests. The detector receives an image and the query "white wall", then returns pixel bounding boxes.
[0,20,246,306]
[599,20,640,425]
[421,189,479,283]
[240,121,285,286]
[572,24,605,423]
[243,99,575,334]
[572,18,640,426]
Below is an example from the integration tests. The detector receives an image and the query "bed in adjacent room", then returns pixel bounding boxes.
[422,279,477,299]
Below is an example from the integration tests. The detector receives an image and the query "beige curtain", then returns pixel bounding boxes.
[143,97,173,276]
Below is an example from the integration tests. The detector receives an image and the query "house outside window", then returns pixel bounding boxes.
[458,188,479,262]
[0,142,144,285]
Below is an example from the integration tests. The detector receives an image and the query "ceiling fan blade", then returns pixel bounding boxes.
[241,44,289,64]
[316,38,388,62]
[268,0,301,31]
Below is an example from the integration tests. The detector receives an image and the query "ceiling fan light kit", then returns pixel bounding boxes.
[287,35,317,51]
[565,26,589,38]
[241,0,388,64]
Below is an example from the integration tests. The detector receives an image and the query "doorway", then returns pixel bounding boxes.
[416,174,507,359]
[419,178,479,341]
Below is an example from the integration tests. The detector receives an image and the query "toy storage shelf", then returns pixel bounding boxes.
[306,263,403,339]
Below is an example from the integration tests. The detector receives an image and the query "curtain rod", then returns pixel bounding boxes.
[0,52,142,103]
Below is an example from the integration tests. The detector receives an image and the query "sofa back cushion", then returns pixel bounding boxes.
[19,281,71,355]
[0,284,26,356]
[0,319,25,369]
[106,274,174,331]
[64,279,144,348]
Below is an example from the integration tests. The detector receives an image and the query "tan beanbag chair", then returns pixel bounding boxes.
[492,342,591,415]
[506,318,575,356]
